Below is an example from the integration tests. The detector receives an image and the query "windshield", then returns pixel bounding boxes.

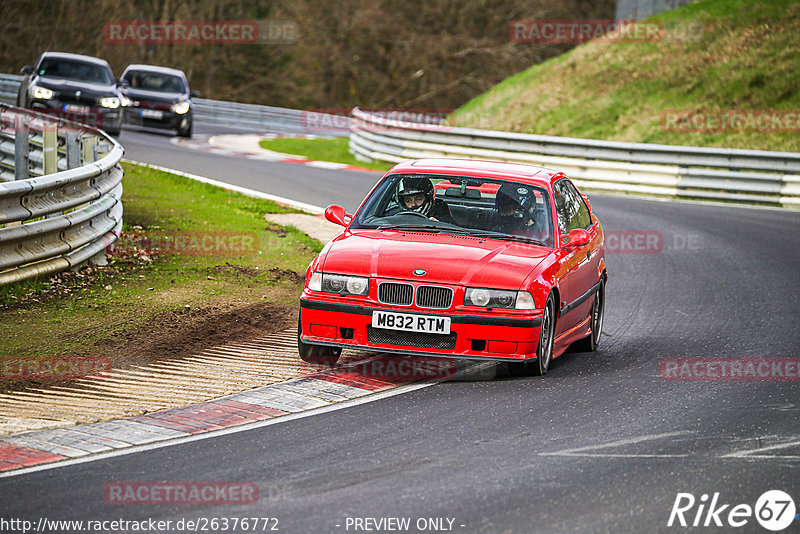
[351,173,555,247]
[37,59,114,85]
[123,71,186,93]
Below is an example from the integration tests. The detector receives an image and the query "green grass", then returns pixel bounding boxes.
[0,162,323,360]
[452,0,800,152]
[259,137,393,172]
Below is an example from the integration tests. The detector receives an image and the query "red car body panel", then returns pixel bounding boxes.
[299,159,606,363]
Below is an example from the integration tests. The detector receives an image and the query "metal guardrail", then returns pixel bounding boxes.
[0,103,124,285]
[349,108,800,207]
[0,74,22,104]
[192,97,348,137]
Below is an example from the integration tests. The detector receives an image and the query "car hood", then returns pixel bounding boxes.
[35,77,117,97]
[321,229,552,289]
[121,88,188,105]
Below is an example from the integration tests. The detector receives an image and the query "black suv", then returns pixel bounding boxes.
[119,64,197,137]
[17,52,125,137]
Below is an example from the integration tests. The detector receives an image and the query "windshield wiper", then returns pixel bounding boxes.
[444,228,547,246]
[504,234,547,246]
[377,224,445,232]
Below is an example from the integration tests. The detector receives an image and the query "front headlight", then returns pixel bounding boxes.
[31,86,54,100]
[99,97,121,108]
[310,273,369,296]
[171,101,190,114]
[120,96,132,107]
[464,288,536,309]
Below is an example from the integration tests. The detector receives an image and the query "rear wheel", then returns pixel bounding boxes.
[508,293,555,377]
[297,314,341,366]
[573,279,604,352]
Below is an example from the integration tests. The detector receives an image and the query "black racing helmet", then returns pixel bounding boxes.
[495,182,536,221]
[395,176,435,216]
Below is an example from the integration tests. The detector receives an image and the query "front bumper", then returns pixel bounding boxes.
[300,297,543,362]
[30,100,122,131]
[123,107,191,130]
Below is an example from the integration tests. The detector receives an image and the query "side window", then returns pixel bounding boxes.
[554,179,591,233]
[553,183,569,234]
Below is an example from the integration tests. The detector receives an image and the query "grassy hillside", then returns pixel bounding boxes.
[452,0,800,152]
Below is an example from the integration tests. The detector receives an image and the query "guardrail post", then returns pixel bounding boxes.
[95,142,111,161]
[82,134,97,163]
[85,134,111,268]
[42,122,57,175]
[65,131,80,169]
[14,112,29,181]
[43,123,60,220]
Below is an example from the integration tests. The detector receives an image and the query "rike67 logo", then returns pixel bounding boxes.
[668,490,796,531]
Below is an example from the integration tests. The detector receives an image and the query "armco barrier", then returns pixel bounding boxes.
[0,103,123,285]
[349,107,800,207]
[0,74,20,104]
[192,98,348,138]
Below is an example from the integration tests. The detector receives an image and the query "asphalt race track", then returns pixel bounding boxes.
[1,123,798,533]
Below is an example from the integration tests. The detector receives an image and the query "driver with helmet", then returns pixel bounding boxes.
[394,176,454,223]
[492,182,540,234]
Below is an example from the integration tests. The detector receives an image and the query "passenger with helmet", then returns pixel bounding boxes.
[492,182,540,234]
[393,176,454,223]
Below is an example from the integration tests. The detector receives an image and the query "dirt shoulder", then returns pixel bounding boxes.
[0,163,325,393]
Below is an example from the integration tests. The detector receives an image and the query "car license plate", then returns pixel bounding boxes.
[140,109,164,119]
[372,311,451,334]
[63,104,90,114]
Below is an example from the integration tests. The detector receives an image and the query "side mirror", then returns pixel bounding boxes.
[562,228,590,248]
[324,204,351,227]
[190,90,200,98]
[580,193,592,213]
[21,65,33,76]
[116,78,129,88]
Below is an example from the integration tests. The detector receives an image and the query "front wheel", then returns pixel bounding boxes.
[177,118,193,138]
[297,315,341,366]
[573,279,604,352]
[508,293,556,377]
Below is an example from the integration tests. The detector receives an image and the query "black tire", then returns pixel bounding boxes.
[508,293,556,377]
[573,279,605,352]
[297,314,341,366]
[16,83,27,108]
[177,120,193,138]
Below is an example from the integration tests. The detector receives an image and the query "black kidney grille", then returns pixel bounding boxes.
[378,282,413,305]
[416,286,453,309]
[367,326,456,350]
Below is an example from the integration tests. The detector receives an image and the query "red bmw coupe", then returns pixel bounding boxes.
[298,159,606,376]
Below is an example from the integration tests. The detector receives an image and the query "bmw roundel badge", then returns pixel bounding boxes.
[413,269,426,276]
